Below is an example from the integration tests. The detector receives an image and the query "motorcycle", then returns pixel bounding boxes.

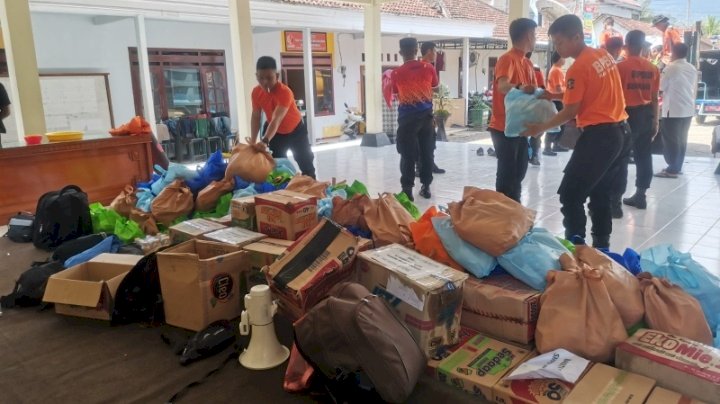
[341,102,364,140]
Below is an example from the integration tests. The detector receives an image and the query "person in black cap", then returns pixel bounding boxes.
[391,37,439,200]
[652,15,682,67]
[416,41,446,176]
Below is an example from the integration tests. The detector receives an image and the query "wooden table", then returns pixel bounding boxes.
[0,134,153,223]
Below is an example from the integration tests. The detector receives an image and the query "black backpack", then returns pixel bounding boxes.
[51,233,108,263]
[0,261,64,308]
[32,185,92,250]
[112,251,165,325]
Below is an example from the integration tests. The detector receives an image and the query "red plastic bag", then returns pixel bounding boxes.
[409,207,463,271]
[283,343,315,393]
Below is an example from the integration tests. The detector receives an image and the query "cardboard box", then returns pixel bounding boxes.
[202,226,266,248]
[436,334,531,401]
[157,240,248,331]
[564,363,655,404]
[267,219,358,316]
[208,214,233,227]
[230,196,257,230]
[427,326,481,376]
[615,329,720,403]
[241,238,293,293]
[169,218,226,243]
[255,190,318,240]
[461,275,540,345]
[357,237,374,252]
[43,254,142,320]
[645,387,709,404]
[357,244,469,357]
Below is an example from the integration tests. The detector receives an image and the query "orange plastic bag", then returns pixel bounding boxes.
[151,179,194,226]
[285,175,330,198]
[575,245,644,328]
[225,141,275,183]
[283,343,315,393]
[639,273,713,345]
[110,185,138,218]
[536,257,628,363]
[409,207,463,271]
[109,116,152,136]
[331,194,371,232]
[448,187,535,257]
[195,178,235,212]
[363,193,414,248]
[129,208,159,235]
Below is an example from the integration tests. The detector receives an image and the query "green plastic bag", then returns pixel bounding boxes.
[90,202,122,234]
[394,192,421,220]
[558,238,576,254]
[114,218,145,244]
[193,193,233,219]
[346,180,369,198]
[267,170,294,186]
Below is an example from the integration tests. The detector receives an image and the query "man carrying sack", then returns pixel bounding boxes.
[250,56,316,179]
[391,37,439,201]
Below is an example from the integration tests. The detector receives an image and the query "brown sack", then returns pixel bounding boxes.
[639,272,713,345]
[195,178,235,212]
[151,180,194,226]
[448,187,535,257]
[575,245,644,328]
[110,185,138,218]
[363,193,414,248]
[331,194,371,232]
[535,265,628,363]
[129,208,159,235]
[285,175,330,198]
[225,141,275,183]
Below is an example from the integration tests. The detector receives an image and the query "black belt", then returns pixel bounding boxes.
[626,104,653,111]
[580,121,626,132]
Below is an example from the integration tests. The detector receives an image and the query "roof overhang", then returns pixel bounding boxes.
[29,0,494,38]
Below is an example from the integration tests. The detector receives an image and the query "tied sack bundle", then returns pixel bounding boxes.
[363,193,414,248]
[285,175,329,198]
[535,254,627,363]
[575,245,644,328]
[448,187,535,257]
[332,194,371,232]
[129,208,159,235]
[225,140,275,183]
[110,185,138,218]
[151,179,194,226]
[638,272,713,345]
[195,178,235,212]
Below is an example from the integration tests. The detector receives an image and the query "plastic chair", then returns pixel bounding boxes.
[156,123,175,160]
[197,118,223,154]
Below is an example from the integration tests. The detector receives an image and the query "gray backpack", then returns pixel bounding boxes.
[294,282,425,403]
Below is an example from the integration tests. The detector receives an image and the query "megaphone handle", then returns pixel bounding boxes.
[240,311,250,335]
[270,301,278,317]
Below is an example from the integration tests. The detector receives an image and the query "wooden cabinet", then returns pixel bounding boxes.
[0,134,153,223]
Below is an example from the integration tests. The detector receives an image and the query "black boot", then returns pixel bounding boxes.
[432,163,446,174]
[623,191,647,209]
[402,188,414,202]
[419,184,431,199]
[592,235,610,249]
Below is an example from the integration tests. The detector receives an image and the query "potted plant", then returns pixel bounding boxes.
[433,84,452,141]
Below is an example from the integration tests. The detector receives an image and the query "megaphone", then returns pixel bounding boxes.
[238,285,290,370]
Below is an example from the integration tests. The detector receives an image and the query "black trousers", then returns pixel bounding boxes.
[264,121,316,179]
[490,129,529,202]
[529,136,541,158]
[546,101,565,149]
[558,123,629,248]
[661,116,692,174]
[626,104,656,190]
[397,110,434,189]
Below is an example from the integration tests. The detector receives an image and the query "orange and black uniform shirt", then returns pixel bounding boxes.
[563,47,628,128]
[547,65,566,93]
[391,60,439,119]
[251,82,303,134]
[489,48,537,132]
[617,56,660,107]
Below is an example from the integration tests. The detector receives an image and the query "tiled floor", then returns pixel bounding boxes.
[307,139,720,273]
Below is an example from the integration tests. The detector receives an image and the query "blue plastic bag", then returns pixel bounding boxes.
[64,235,121,268]
[186,150,227,195]
[504,89,558,137]
[274,158,298,176]
[641,244,720,346]
[151,163,199,196]
[136,188,155,212]
[234,176,252,191]
[432,216,497,278]
[136,173,161,191]
[318,187,347,219]
[599,247,643,275]
[497,227,569,291]
[233,184,258,199]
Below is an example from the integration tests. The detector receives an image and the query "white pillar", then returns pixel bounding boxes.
[508,0,531,21]
[0,0,45,141]
[363,0,383,134]
[462,37,470,124]
[228,0,256,140]
[134,15,157,128]
[302,28,315,144]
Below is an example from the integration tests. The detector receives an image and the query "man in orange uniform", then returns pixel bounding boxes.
[488,18,538,202]
[250,56,316,178]
[599,17,623,49]
[544,52,568,155]
[618,30,660,211]
[652,15,682,67]
[528,52,545,166]
[524,15,629,249]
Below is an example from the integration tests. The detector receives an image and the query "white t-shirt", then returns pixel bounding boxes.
[660,59,698,118]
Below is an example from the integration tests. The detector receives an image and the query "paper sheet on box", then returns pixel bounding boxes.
[386,275,426,311]
[505,349,589,384]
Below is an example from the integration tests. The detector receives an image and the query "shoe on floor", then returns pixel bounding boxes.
[476,147,485,156]
[488,147,496,157]
[552,145,569,152]
[623,193,647,209]
[529,156,540,166]
[419,184,431,199]
[432,165,446,174]
[401,188,414,202]
[542,149,558,156]
[654,171,678,178]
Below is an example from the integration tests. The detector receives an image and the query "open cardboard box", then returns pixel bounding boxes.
[43,254,142,321]
[255,190,318,240]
